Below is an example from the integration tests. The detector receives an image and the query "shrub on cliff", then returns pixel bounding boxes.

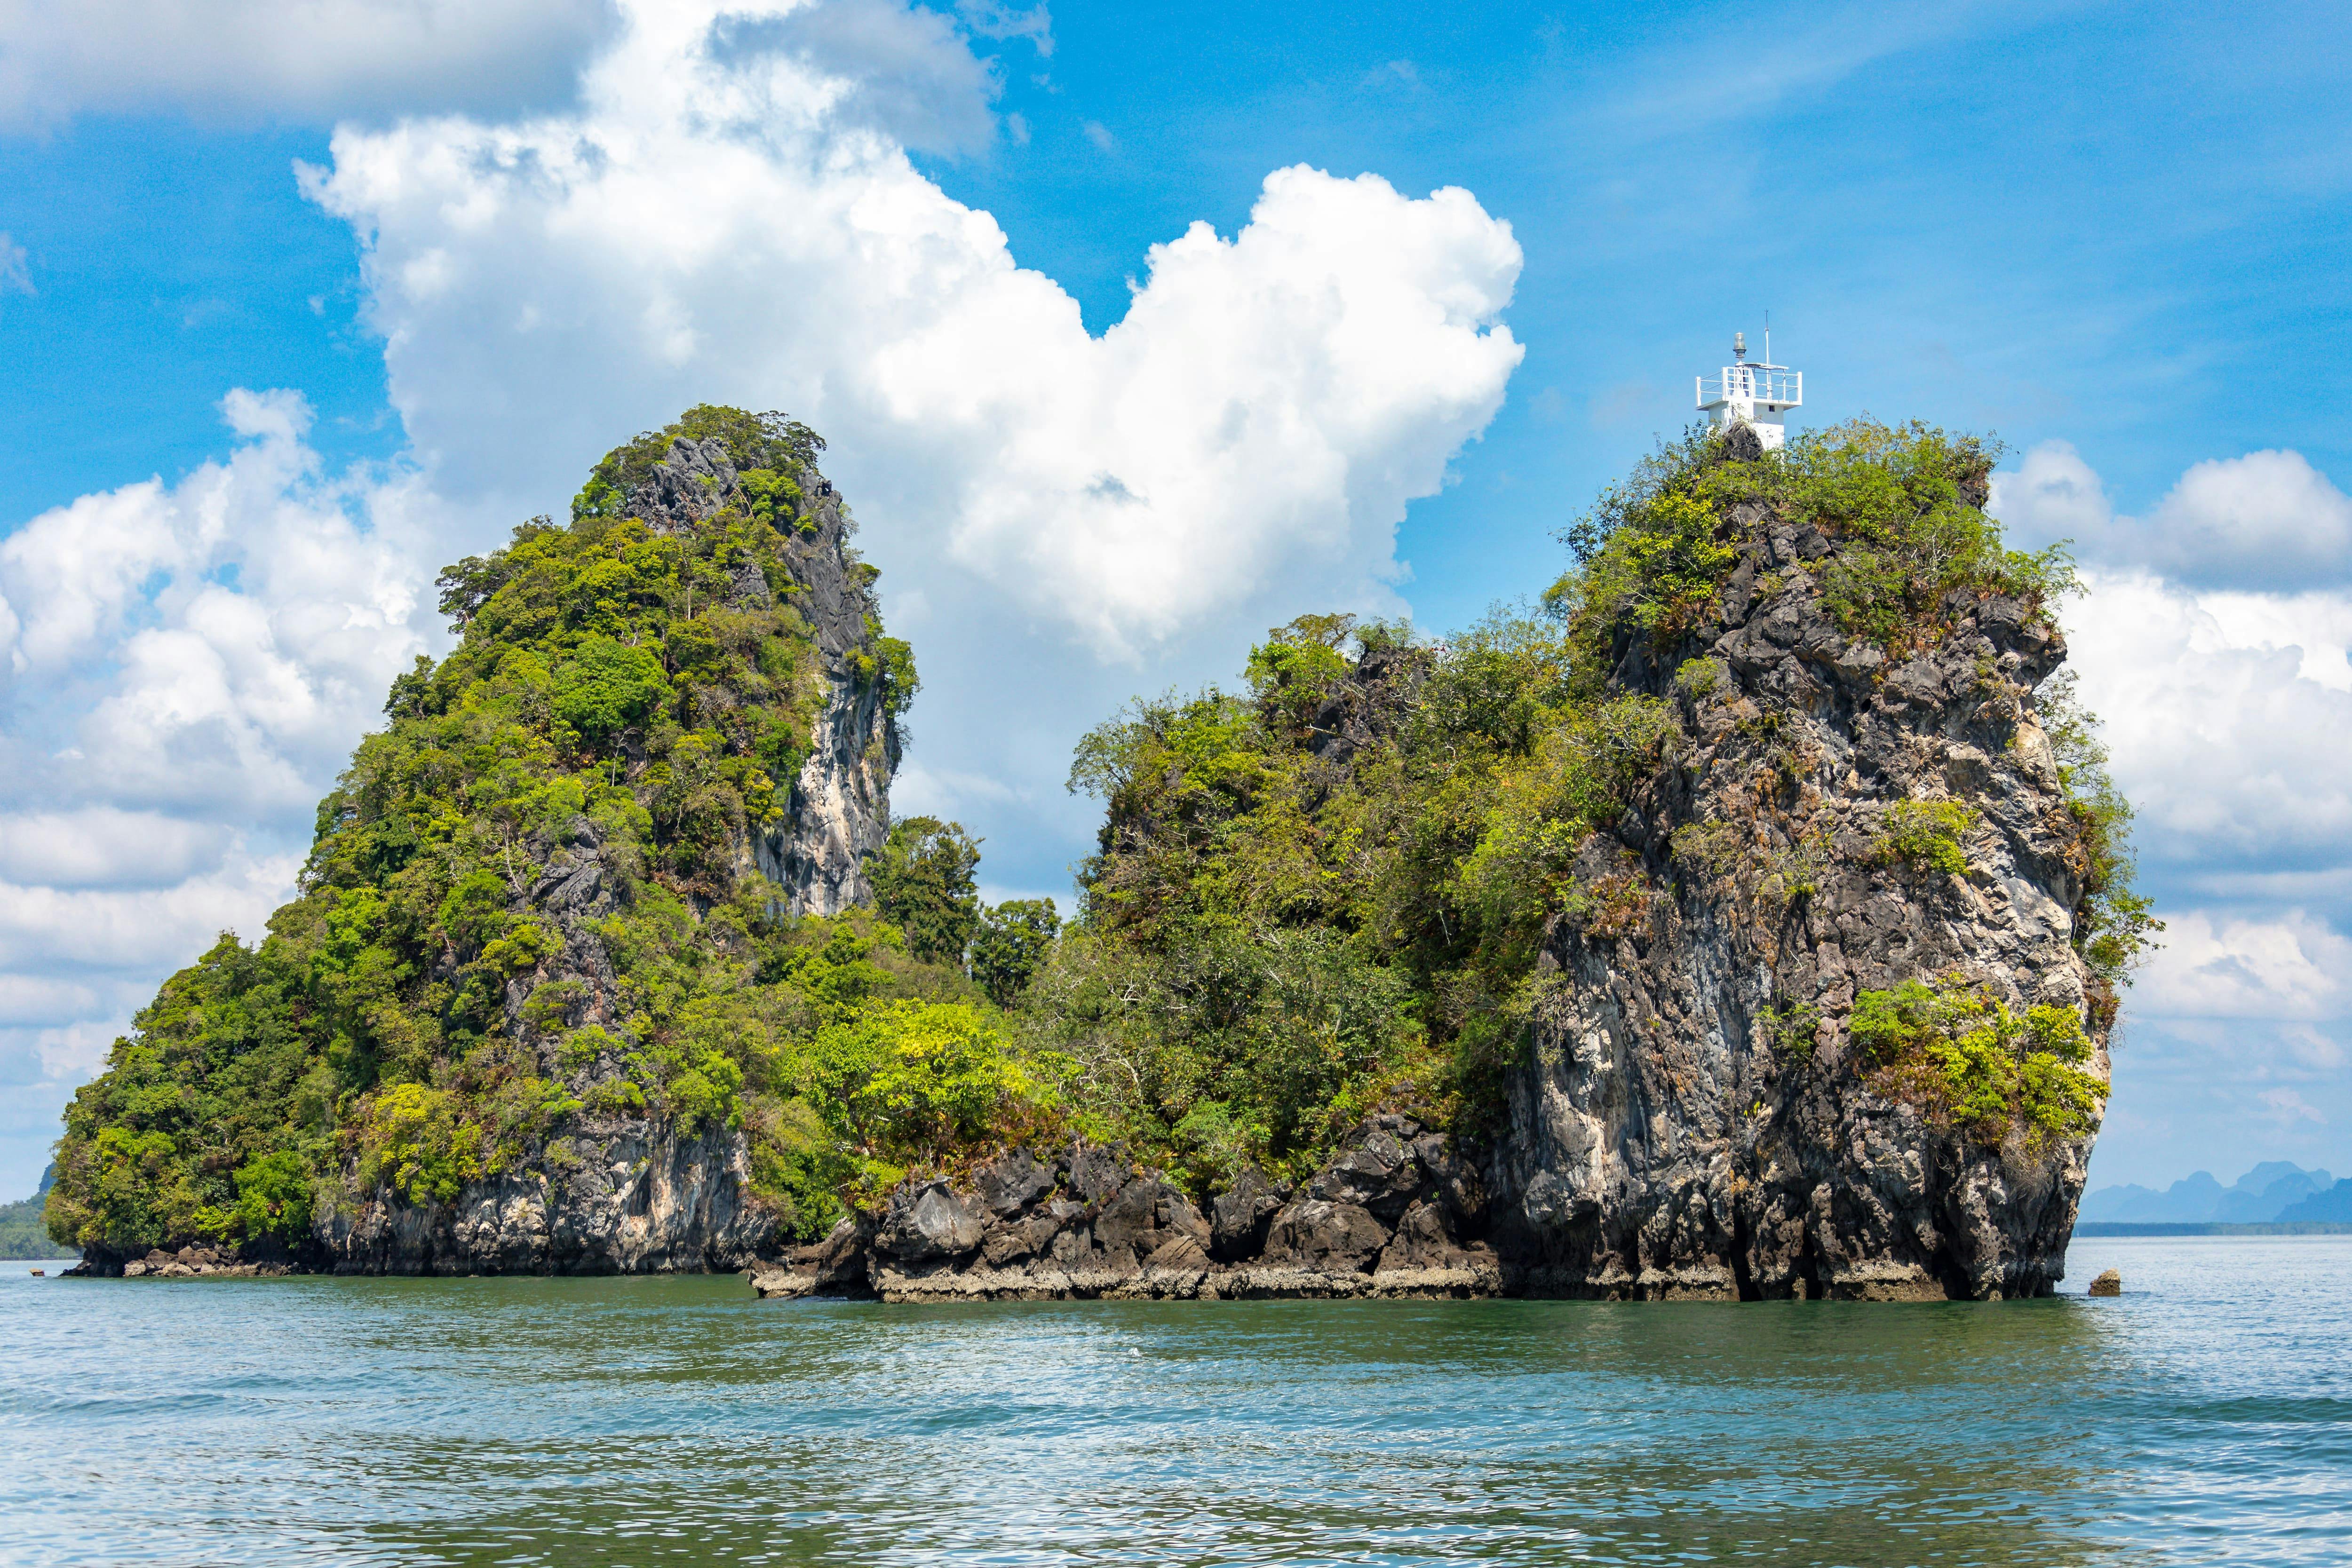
[1556,418,2074,655]
[1874,800,1978,877]
[1852,977,2106,1143]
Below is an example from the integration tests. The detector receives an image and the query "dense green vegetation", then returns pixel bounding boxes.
[47,414,2152,1260]
[2,1167,73,1259]
[46,408,1041,1256]
[1852,977,2105,1145]
[1017,419,2146,1180]
[871,817,983,965]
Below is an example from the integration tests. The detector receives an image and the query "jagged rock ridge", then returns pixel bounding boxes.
[304,438,899,1276]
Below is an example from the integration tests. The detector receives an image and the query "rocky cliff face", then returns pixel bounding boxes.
[636,436,894,916]
[750,459,896,918]
[1486,500,2098,1301]
[307,440,893,1277]
[88,1122,779,1279]
[319,1121,775,1275]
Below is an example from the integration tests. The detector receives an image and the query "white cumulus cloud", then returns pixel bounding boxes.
[2000,442,2352,1182]
[0,809,232,890]
[0,392,437,1193]
[2139,910,2352,1021]
[1994,438,2352,592]
[0,0,1522,1194]
[287,0,1525,911]
[709,0,1023,154]
[2062,568,2352,866]
[0,854,304,977]
[2145,450,2352,591]
[302,0,1523,658]
[0,389,436,823]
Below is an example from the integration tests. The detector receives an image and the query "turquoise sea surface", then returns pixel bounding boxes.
[2,1234,2347,1566]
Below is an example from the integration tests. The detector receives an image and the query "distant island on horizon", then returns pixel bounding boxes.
[2081,1161,2352,1226]
[1,1166,73,1259]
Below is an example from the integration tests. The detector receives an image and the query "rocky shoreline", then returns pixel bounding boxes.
[745,1114,2007,1304]
[78,1245,298,1279]
[61,1106,2072,1300]
[760,1118,1499,1304]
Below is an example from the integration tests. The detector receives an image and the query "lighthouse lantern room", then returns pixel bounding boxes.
[1697,329,1801,450]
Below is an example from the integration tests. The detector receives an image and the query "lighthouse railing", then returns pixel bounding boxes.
[1696,368,1802,408]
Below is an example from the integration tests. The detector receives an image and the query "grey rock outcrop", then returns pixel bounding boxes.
[317,1121,775,1275]
[1485,499,2104,1301]
[1208,1167,1287,1261]
[750,457,895,917]
[70,1244,295,1280]
[749,1118,1502,1302]
[876,1182,989,1261]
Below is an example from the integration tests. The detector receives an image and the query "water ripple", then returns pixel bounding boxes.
[1,1236,2348,1565]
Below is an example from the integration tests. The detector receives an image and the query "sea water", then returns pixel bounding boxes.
[1,1235,2347,1566]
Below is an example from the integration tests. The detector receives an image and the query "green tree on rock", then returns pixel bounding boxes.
[970,898,1060,1006]
[870,817,982,966]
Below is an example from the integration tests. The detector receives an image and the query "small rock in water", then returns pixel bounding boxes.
[2088,1268,2122,1298]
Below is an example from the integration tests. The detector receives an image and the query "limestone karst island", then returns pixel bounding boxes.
[45,396,2152,1303]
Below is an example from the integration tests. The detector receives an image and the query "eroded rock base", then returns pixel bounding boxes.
[753,1118,1610,1305]
[745,1114,2058,1305]
[63,1244,299,1279]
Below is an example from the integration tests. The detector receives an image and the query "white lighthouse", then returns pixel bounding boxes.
[1697,329,1801,450]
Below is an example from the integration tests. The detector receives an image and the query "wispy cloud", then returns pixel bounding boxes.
[955,0,1052,56]
[1588,0,2048,141]
[0,233,30,317]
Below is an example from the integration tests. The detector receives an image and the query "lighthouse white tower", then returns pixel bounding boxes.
[1697,328,1801,450]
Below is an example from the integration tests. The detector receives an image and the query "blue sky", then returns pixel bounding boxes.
[3,0,2349,1198]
